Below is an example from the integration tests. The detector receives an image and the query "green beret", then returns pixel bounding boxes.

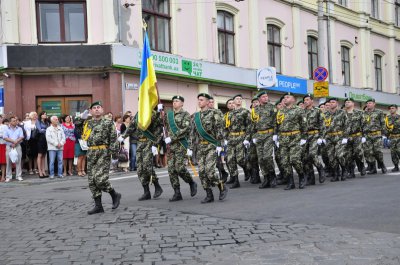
[345,97,355,102]
[197,93,211,99]
[226,98,233,105]
[172,95,184,102]
[366,98,375,103]
[328,97,338,102]
[90,101,102,109]
[297,101,303,106]
[257,90,268,98]
[232,94,243,100]
[279,96,284,103]
[275,101,282,106]
[251,97,259,103]
[209,96,214,100]
[303,93,313,100]
[284,92,294,97]
[318,102,325,108]
[389,104,398,109]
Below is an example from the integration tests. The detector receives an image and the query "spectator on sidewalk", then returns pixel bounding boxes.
[24,112,39,175]
[74,112,88,177]
[4,116,24,182]
[36,111,49,178]
[62,115,75,176]
[0,115,8,182]
[118,114,131,172]
[46,116,66,179]
[114,115,123,135]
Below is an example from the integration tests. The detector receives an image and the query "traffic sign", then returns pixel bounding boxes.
[313,67,329,82]
[313,81,329,98]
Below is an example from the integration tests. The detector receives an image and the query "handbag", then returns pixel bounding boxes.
[78,139,89,151]
[118,146,129,163]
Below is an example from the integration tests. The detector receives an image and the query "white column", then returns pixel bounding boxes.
[2,0,19,43]
[388,36,397,93]
[291,4,302,77]
[248,0,260,68]
[196,2,207,60]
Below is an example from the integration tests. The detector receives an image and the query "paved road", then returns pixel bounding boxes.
[1,150,400,264]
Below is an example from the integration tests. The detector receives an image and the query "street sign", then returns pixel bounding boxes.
[313,81,329,98]
[257,67,277,88]
[313,67,329,82]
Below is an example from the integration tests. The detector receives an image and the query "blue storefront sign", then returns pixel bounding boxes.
[0,87,3,107]
[262,75,308,95]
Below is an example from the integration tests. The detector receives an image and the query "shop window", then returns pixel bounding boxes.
[341,46,351,86]
[267,25,281,73]
[217,11,235,65]
[307,36,318,79]
[36,0,87,43]
[142,0,171,53]
[374,54,382,91]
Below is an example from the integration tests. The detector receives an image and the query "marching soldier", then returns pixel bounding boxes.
[364,98,387,174]
[275,92,307,190]
[79,101,121,215]
[164,96,198,201]
[224,94,252,189]
[274,97,286,184]
[251,91,277,188]
[319,101,331,176]
[343,98,366,178]
[188,93,228,203]
[303,94,326,185]
[385,104,400,172]
[248,96,261,184]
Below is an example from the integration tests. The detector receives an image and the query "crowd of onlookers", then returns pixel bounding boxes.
[0,110,167,183]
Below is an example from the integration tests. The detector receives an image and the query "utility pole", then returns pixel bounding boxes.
[317,0,327,103]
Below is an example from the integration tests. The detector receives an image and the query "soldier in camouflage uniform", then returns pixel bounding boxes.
[164,95,198,201]
[322,98,349,182]
[188,93,228,203]
[274,98,286,184]
[275,93,307,190]
[124,110,164,200]
[303,94,326,185]
[250,91,277,188]
[224,94,252,189]
[343,98,366,178]
[364,98,387,174]
[248,97,261,184]
[78,101,121,215]
[319,101,331,176]
[385,104,400,172]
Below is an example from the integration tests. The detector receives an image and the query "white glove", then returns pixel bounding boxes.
[382,136,387,140]
[157,104,163,112]
[361,137,366,143]
[81,109,89,119]
[300,139,307,146]
[117,136,124,143]
[216,146,223,156]
[151,146,158,156]
[317,139,323,145]
[224,140,228,146]
[276,142,280,148]
[252,138,257,144]
[273,135,278,142]
[187,149,193,157]
[341,138,348,144]
[243,140,250,147]
[322,139,327,144]
[165,137,171,144]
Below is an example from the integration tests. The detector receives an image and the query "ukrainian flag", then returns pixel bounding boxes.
[138,32,158,131]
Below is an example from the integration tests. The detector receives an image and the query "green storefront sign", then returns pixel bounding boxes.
[348,92,372,102]
[41,101,62,117]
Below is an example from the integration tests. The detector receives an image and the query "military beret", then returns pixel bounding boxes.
[279,96,284,103]
[283,92,294,97]
[303,93,313,100]
[172,95,184,102]
[90,101,102,109]
[344,97,355,102]
[257,90,268,98]
[388,104,398,109]
[318,103,325,108]
[328,97,338,102]
[297,101,303,106]
[226,98,234,105]
[366,98,375,103]
[275,101,282,106]
[197,93,212,99]
[232,94,243,100]
[209,96,214,100]
[251,97,259,103]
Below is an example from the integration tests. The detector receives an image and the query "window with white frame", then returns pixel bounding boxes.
[338,0,348,7]
[341,46,351,86]
[374,54,382,91]
[217,11,235,65]
[371,0,379,19]
[396,0,400,26]
[267,25,281,73]
[307,36,318,79]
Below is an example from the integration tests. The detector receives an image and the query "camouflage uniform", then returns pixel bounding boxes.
[251,102,277,188]
[276,106,307,189]
[322,109,348,181]
[364,109,387,173]
[386,113,400,171]
[303,107,325,184]
[225,107,252,188]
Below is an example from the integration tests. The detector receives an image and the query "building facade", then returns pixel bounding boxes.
[1,0,400,118]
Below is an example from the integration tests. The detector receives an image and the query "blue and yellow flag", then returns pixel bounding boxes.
[138,32,158,131]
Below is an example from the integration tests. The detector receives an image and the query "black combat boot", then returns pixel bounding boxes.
[230,176,240,189]
[357,161,366,176]
[109,189,122,209]
[299,174,306,189]
[366,162,373,172]
[259,174,270,189]
[308,171,316,185]
[87,196,104,215]
[269,171,277,188]
[138,185,151,201]
[244,169,251,181]
[317,165,326,183]
[221,170,229,183]
[226,175,235,184]
[153,179,163,198]
[169,187,183,202]
[330,167,339,182]
[218,182,228,201]
[392,165,399,172]
[250,168,261,184]
[348,165,356,179]
[367,161,377,174]
[284,175,295,190]
[189,181,197,197]
[378,160,387,174]
[341,165,347,181]
[201,189,214,203]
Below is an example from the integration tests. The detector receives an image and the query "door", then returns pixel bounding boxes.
[37,96,91,117]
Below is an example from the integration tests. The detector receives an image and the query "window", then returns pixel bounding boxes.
[374,54,382,91]
[217,11,235,65]
[142,0,171,52]
[371,0,379,19]
[396,0,400,26]
[36,0,87,43]
[267,25,281,73]
[398,60,400,93]
[341,46,351,86]
[338,0,348,6]
[307,36,318,79]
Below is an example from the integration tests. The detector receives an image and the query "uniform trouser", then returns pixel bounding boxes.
[279,134,304,178]
[275,145,283,175]
[137,141,158,186]
[303,134,323,175]
[325,136,346,170]
[344,136,365,169]
[364,136,383,164]
[87,148,113,198]
[167,142,193,188]
[254,134,275,177]
[320,144,330,169]
[390,137,400,166]
[226,136,249,178]
[247,143,259,170]
[197,143,219,189]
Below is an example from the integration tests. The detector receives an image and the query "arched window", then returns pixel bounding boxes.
[307,36,318,79]
[217,11,235,65]
[267,25,281,73]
